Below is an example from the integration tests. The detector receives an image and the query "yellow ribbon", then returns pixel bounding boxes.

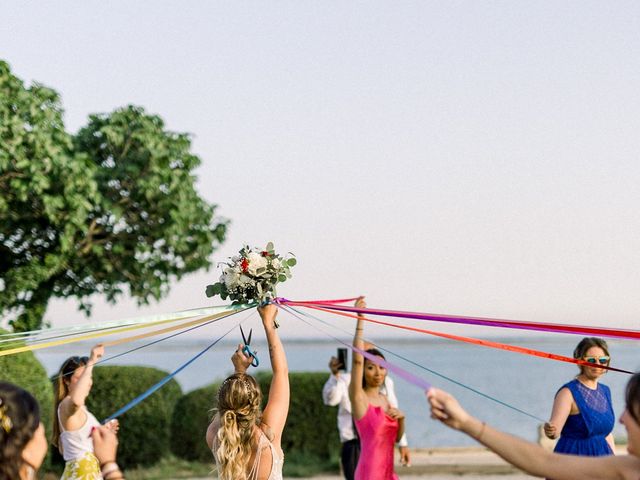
[0,307,242,357]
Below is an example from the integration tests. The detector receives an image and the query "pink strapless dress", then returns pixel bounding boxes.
[354,405,399,480]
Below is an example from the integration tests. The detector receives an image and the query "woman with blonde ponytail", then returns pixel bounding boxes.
[53,344,120,480]
[206,304,289,480]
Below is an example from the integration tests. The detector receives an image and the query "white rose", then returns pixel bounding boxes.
[246,251,268,275]
[271,258,281,270]
[223,268,240,288]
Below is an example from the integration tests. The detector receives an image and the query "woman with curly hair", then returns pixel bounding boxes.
[0,381,122,480]
[0,382,47,480]
[206,304,289,480]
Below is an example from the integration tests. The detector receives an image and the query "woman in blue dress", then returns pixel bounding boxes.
[543,337,615,456]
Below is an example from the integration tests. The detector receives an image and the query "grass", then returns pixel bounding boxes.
[42,453,338,479]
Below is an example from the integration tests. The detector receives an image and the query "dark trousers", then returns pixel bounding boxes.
[340,438,360,480]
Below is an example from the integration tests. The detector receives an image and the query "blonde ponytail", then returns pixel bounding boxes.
[214,374,262,480]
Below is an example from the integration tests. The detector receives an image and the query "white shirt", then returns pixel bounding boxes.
[322,372,408,446]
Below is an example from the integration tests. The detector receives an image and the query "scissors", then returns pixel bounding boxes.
[240,325,259,367]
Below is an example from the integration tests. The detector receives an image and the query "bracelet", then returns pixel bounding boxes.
[104,469,124,480]
[101,462,119,476]
[474,421,487,441]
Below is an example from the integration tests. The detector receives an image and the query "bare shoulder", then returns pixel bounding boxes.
[555,386,574,401]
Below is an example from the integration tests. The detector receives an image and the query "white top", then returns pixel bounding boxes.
[322,372,408,446]
[58,405,101,461]
[247,429,284,480]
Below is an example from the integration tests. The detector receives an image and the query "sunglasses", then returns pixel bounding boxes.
[583,356,610,365]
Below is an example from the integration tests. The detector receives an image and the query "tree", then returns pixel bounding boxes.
[0,61,227,331]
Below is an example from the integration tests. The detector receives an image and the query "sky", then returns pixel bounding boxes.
[2,1,640,340]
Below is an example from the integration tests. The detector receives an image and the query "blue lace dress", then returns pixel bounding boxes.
[554,379,614,456]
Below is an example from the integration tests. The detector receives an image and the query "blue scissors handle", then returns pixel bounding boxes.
[243,345,259,367]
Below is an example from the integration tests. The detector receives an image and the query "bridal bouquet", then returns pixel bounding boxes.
[205,242,296,304]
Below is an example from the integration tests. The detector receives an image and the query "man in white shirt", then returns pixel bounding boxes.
[322,353,411,480]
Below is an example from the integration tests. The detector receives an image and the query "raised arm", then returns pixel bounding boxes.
[544,387,573,439]
[68,344,103,408]
[348,297,368,420]
[322,357,347,406]
[428,388,637,480]
[259,304,289,443]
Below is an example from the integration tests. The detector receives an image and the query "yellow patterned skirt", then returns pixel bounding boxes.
[61,452,102,480]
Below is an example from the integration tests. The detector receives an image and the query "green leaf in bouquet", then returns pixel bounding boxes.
[256,267,267,275]
[205,283,220,297]
[278,274,287,282]
[286,258,297,266]
[266,241,274,252]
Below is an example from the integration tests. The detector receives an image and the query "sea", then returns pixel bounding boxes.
[35,336,639,449]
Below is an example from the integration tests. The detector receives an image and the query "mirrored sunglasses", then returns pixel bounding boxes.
[583,356,610,365]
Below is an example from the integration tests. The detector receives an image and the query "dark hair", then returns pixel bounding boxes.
[573,337,610,359]
[362,348,387,389]
[573,337,610,373]
[52,356,89,448]
[0,382,41,480]
[626,373,640,424]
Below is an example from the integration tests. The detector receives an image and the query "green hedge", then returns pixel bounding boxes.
[257,371,340,473]
[0,328,54,467]
[86,365,182,468]
[171,381,221,462]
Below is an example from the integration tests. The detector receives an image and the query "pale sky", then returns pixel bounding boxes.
[2,1,640,339]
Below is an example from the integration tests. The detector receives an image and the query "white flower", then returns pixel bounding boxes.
[246,251,268,275]
[223,268,240,288]
[271,258,281,270]
[238,274,253,286]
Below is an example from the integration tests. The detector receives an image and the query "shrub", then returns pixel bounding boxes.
[171,381,221,462]
[257,371,340,475]
[87,365,182,468]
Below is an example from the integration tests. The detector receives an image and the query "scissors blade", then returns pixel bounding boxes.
[240,325,249,345]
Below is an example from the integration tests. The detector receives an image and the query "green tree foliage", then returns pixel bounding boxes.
[87,365,183,468]
[0,61,227,331]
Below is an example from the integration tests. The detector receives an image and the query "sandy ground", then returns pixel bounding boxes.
[287,447,537,479]
[187,444,628,479]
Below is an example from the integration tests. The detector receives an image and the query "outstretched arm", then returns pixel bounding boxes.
[259,304,289,443]
[544,387,573,439]
[427,388,637,480]
[348,297,368,420]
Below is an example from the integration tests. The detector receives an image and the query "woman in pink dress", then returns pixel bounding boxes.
[348,297,405,480]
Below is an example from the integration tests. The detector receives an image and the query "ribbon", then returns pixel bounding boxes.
[303,304,634,374]
[0,304,239,343]
[0,305,247,357]
[102,310,246,423]
[277,304,432,392]
[285,304,545,422]
[282,300,640,341]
